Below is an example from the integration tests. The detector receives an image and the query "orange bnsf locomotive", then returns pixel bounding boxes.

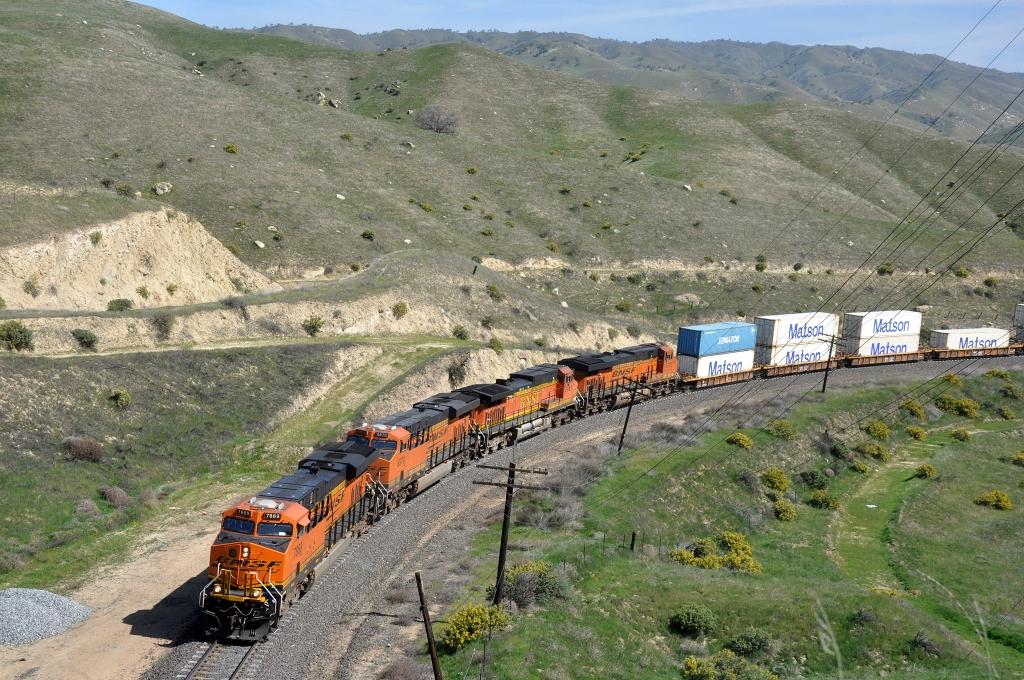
[200,343,678,639]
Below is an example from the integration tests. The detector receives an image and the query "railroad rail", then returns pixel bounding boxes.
[180,640,259,680]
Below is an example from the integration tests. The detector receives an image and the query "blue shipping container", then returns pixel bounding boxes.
[677,321,757,357]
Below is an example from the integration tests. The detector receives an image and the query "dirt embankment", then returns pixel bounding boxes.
[0,209,278,311]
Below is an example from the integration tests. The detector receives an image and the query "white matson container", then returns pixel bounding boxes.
[755,312,838,347]
[929,328,1009,350]
[844,333,920,357]
[842,310,922,341]
[678,349,755,378]
[756,340,835,367]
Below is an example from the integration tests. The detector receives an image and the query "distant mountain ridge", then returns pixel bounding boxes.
[254,25,1024,144]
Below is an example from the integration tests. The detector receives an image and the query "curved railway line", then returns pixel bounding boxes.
[146,354,1024,680]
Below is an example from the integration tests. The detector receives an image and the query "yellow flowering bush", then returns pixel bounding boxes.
[439,604,511,652]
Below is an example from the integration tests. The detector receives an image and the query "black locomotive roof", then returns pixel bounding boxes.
[559,343,663,373]
[509,364,560,385]
[258,467,347,510]
[414,391,480,418]
[300,443,375,480]
[457,382,515,405]
[378,407,448,433]
[617,343,661,360]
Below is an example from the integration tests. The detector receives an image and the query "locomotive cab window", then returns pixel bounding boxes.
[257,522,294,537]
[370,439,398,452]
[222,516,254,534]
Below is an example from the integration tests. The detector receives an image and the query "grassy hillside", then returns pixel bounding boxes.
[3,0,1024,284]
[432,369,1024,679]
[256,26,1024,146]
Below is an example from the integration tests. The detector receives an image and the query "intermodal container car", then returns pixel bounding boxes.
[754,312,838,347]
[677,349,756,378]
[842,310,922,343]
[929,328,1009,350]
[756,340,834,367]
[843,333,920,357]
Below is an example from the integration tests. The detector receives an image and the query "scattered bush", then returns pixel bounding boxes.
[487,337,504,352]
[975,490,1013,510]
[876,262,895,276]
[360,230,375,241]
[533,337,546,347]
[800,470,829,490]
[614,300,631,313]
[22,279,40,298]
[418,201,434,212]
[682,650,778,680]
[997,406,1015,420]
[765,418,796,440]
[108,388,131,409]
[223,143,238,153]
[114,182,134,197]
[391,302,409,319]
[607,328,619,341]
[792,262,804,271]
[439,604,509,652]
[0,296,5,309]
[905,425,927,440]
[726,627,772,657]
[452,325,470,341]
[760,467,789,493]
[414,105,460,134]
[107,298,133,312]
[755,262,767,272]
[1011,452,1024,467]
[166,282,178,295]
[151,314,175,341]
[71,329,98,350]
[626,324,641,338]
[447,362,467,387]
[668,604,718,638]
[671,531,762,574]
[951,428,970,442]
[0,321,34,351]
[498,561,570,606]
[466,166,478,174]
[901,399,926,420]
[808,490,839,510]
[855,441,890,462]
[1003,383,1020,399]
[301,315,325,337]
[954,265,970,278]
[935,395,979,417]
[983,276,997,288]
[100,485,130,509]
[774,499,797,521]
[135,286,150,300]
[485,283,504,302]
[851,460,871,474]
[916,463,938,479]
[726,432,754,450]
[89,231,102,246]
[909,632,942,658]
[943,374,963,387]
[986,369,1012,380]
[63,436,103,463]
[75,499,100,517]
[862,419,891,441]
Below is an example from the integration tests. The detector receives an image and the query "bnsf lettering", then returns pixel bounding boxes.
[872,318,911,334]
[708,358,747,375]
[869,340,909,355]
[783,348,824,364]
[957,336,999,349]
[786,323,825,341]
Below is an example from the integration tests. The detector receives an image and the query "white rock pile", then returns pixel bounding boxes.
[0,588,90,645]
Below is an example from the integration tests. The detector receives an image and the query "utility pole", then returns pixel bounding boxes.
[821,333,838,394]
[473,462,548,605]
[617,379,646,455]
[415,571,443,680]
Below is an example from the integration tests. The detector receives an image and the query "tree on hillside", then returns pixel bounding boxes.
[415,105,460,134]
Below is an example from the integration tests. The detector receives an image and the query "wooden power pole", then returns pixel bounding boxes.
[415,571,443,680]
[473,462,548,605]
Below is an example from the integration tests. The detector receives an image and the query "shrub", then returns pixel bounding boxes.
[760,467,789,493]
[792,262,804,271]
[808,490,839,510]
[466,166,477,174]
[726,432,754,450]
[414,106,460,134]
[135,285,150,300]
[0,321,34,351]
[916,464,937,479]
[448,363,467,387]
[668,604,718,638]
[855,441,889,462]
[533,337,545,347]
[876,262,895,276]
[301,315,325,337]
[672,531,762,574]
[905,425,927,440]
[546,242,560,253]
[166,283,178,295]
[863,419,891,441]
[951,428,970,442]
[901,399,926,420]
[487,337,504,352]
[626,324,641,338]
[223,143,238,153]
[774,499,797,521]
[851,460,870,474]
[682,650,778,680]
[418,201,433,212]
[975,490,1013,510]
[100,485,130,509]
[360,230,375,241]
[943,374,963,387]
[22,279,40,297]
[755,262,767,272]
[114,182,134,197]
[75,499,100,516]
[1003,383,1020,399]
[90,231,102,246]
[726,627,772,657]
[954,265,970,278]
[391,302,409,319]
[800,470,829,490]
[986,369,1012,380]
[497,561,570,606]
[452,325,469,341]
[71,329,98,350]
[151,314,175,341]
[983,276,997,288]
[0,296,5,309]
[607,328,619,341]
[614,300,631,313]
[998,406,1015,420]
[63,436,103,463]
[109,388,131,409]
[765,418,796,440]
[439,604,509,651]
[486,284,504,302]
[1011,452,1024,467]
[107,298,133,312]
[350,262,362,272]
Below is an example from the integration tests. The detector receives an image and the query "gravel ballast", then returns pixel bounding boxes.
[0,588,91,646]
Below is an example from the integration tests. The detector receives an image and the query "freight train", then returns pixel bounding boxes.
[200,306,1024,640]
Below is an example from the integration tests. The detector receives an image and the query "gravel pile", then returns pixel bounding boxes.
[0,588,91,645]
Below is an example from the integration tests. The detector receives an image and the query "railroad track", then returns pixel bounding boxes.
[180,640,260,680]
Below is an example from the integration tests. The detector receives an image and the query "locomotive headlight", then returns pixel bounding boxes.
[212,584,223,594]
[241,546,250,559]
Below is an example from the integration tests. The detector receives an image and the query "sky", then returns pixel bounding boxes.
[145,0,1024,71]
